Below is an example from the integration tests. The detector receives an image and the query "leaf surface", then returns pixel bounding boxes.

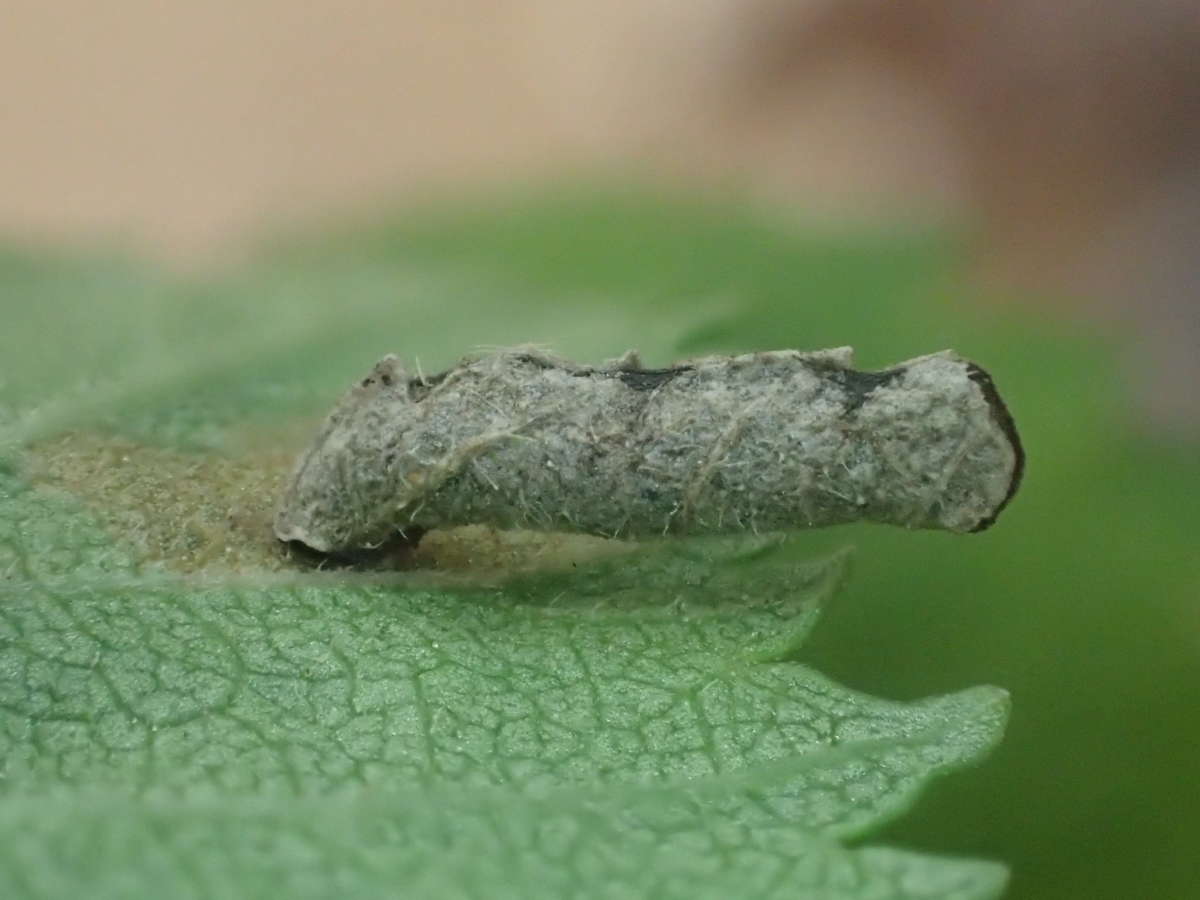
[0,193,1008,898]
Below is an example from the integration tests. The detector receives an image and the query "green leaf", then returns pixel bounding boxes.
[0,190,1008,898]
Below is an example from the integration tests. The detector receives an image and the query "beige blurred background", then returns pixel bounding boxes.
[3,0,1198,431]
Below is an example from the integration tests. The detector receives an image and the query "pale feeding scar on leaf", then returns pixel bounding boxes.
[275,347,1024,556]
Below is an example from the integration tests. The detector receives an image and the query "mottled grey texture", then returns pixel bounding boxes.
[275,347,1023,553]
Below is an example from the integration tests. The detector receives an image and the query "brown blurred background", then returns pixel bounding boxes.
[3,0,1198,433]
